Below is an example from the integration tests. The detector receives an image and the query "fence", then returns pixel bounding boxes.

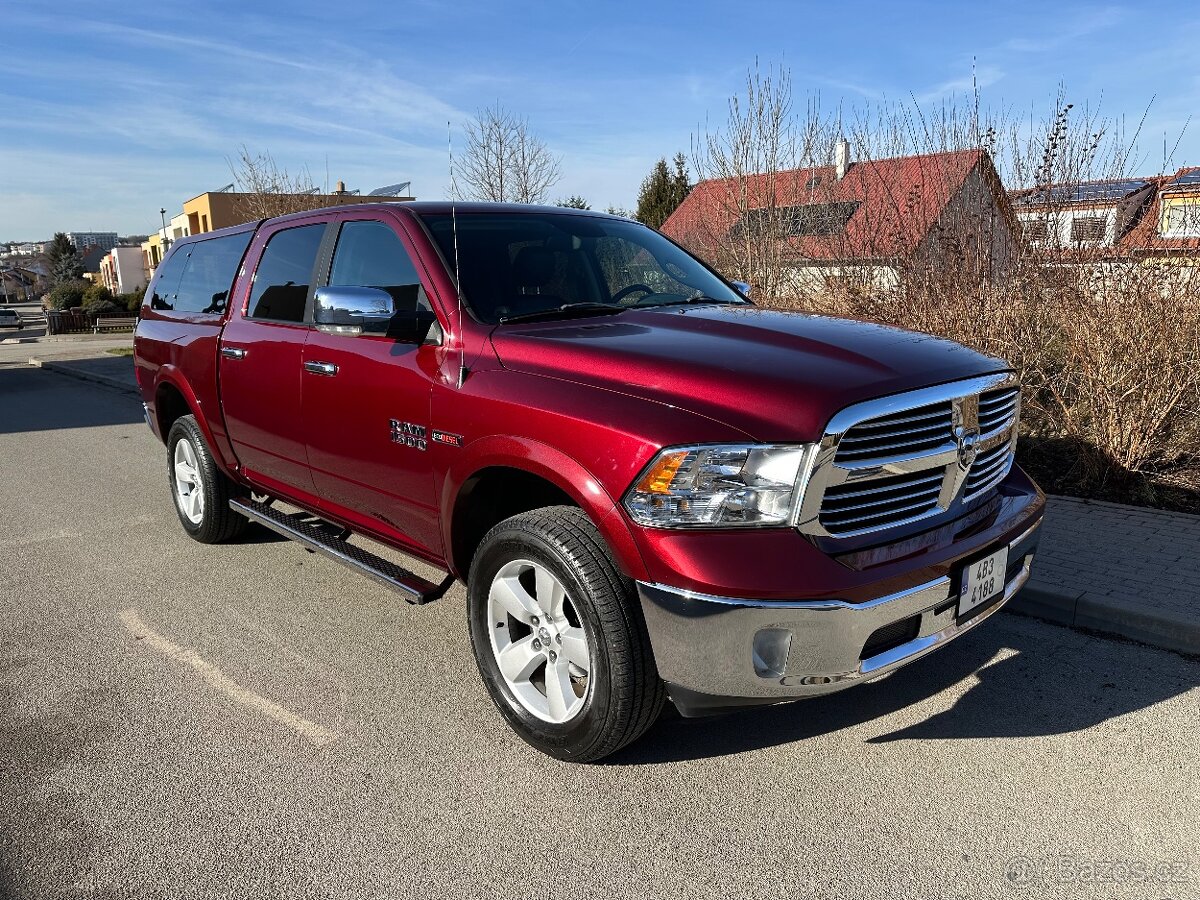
[44,310,134,336]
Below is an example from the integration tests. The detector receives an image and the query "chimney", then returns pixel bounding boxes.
[835,137,851,181]
[334,180,346,195]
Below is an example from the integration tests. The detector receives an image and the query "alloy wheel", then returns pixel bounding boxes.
[487,559,591,724]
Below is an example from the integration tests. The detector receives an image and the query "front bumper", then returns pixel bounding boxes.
[638,517,1041,716]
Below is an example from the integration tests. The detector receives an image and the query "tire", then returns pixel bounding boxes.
[467,506,665,762]
[166,414,249,544]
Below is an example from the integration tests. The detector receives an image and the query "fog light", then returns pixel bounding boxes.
[752,628,793,678]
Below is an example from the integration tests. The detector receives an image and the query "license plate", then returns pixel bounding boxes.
[958,546,1009,617]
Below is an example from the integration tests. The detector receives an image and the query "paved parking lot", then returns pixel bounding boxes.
[2,365,1197,899]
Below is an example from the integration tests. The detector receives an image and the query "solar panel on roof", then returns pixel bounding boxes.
[1071,179,1148,202]
[1165,171,1200,192]
[1016,179,1149,204]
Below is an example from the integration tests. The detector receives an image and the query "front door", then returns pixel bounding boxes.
[300,217,445,556]
[219,219,328,498]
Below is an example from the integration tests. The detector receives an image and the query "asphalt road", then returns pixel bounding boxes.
[2,364,1197,900]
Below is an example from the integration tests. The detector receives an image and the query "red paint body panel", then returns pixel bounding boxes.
[302,330,444,554]
[134,317,236,471]
[219,315,314,494]
[489,307,1006,443]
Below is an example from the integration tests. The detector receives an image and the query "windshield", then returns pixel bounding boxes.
[418,211,746,325]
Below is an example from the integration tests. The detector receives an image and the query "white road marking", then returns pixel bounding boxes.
[118,607,337,747]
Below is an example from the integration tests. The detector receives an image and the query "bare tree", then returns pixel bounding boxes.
[227,146,327,221]
[688,61,809,298]
[455,104,561,203]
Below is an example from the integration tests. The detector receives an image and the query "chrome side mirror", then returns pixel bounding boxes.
[313,285,441,344]
[314,286,392,336]
[731,280,752,298]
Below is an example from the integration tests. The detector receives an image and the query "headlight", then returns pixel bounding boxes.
[623,444,817,528]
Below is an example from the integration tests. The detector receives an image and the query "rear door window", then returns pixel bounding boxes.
[148,247,189,310]
[248,224,326,323]
[172,232,253,314]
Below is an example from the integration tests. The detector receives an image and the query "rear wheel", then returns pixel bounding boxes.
[467,506,664,762]
[166,415,248,543]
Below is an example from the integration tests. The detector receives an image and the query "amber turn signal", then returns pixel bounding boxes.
[635,450,689,494]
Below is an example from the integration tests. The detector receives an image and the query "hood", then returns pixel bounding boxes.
[489,305,1009,441]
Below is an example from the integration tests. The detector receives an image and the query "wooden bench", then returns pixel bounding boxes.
[93,317,137,334]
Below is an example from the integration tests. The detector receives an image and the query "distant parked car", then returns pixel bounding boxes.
[0,309,23,329]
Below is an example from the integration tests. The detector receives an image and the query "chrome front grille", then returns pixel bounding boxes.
[834,400,954,464]
[820,470,944,533]
[964,440,1013,499]
[978,386,1019,434]
[797,373,1021,540]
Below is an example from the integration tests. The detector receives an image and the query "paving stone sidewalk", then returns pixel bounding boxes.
[23,352,1200,656]
[1013,495,1200,655]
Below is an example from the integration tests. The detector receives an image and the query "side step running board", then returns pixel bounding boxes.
[230,498,455,605]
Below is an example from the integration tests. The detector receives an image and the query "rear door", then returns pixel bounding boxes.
[300,213,446,555]
[219,216,330,498]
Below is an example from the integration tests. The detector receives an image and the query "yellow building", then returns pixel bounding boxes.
[143,182,416,274]
[181,182,412,235]
[140,233,165,278]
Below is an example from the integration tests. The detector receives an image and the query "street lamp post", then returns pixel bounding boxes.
[159,208,171,252]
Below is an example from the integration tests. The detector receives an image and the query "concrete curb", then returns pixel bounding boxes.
[28,356,139,396]
[1009,582,1200,657]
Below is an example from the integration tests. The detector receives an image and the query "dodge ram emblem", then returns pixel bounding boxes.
[955,426,980,470]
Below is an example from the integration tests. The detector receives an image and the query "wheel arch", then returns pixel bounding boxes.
[152,367,235,477]
[442,440,648,584]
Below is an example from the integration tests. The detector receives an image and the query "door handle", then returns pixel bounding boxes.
[220,347,248,360]
[304,360,339,376]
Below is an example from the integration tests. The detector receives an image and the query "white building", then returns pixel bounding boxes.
[99,247,148,295]
[65,231,119,253]
[1011,179,1155,251]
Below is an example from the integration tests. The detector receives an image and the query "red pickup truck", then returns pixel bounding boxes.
[134,202,1043,761]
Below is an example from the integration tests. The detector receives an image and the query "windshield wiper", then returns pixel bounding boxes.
[631,290,743,308]
[498,302,624,324]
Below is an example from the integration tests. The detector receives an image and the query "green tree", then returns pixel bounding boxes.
[45,279,89,310]
[46,233,84,285]
[556,195,591,209]
[82,282,115,311]
[635,153,692,230]
[119,286,146,312]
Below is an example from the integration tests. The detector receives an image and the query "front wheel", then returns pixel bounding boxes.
[467,507,665,762]
[166,415,248,544]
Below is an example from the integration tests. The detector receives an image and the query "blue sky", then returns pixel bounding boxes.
[3,1,1198,240]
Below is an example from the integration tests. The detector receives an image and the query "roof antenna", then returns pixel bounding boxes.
[448,120,468,388]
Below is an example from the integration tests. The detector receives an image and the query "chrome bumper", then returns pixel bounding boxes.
[638,520,1040,712]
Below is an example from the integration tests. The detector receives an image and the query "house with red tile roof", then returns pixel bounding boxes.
[1119,167,1200,263]
[1010,177,1159,260]
[661,145,1017,295]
